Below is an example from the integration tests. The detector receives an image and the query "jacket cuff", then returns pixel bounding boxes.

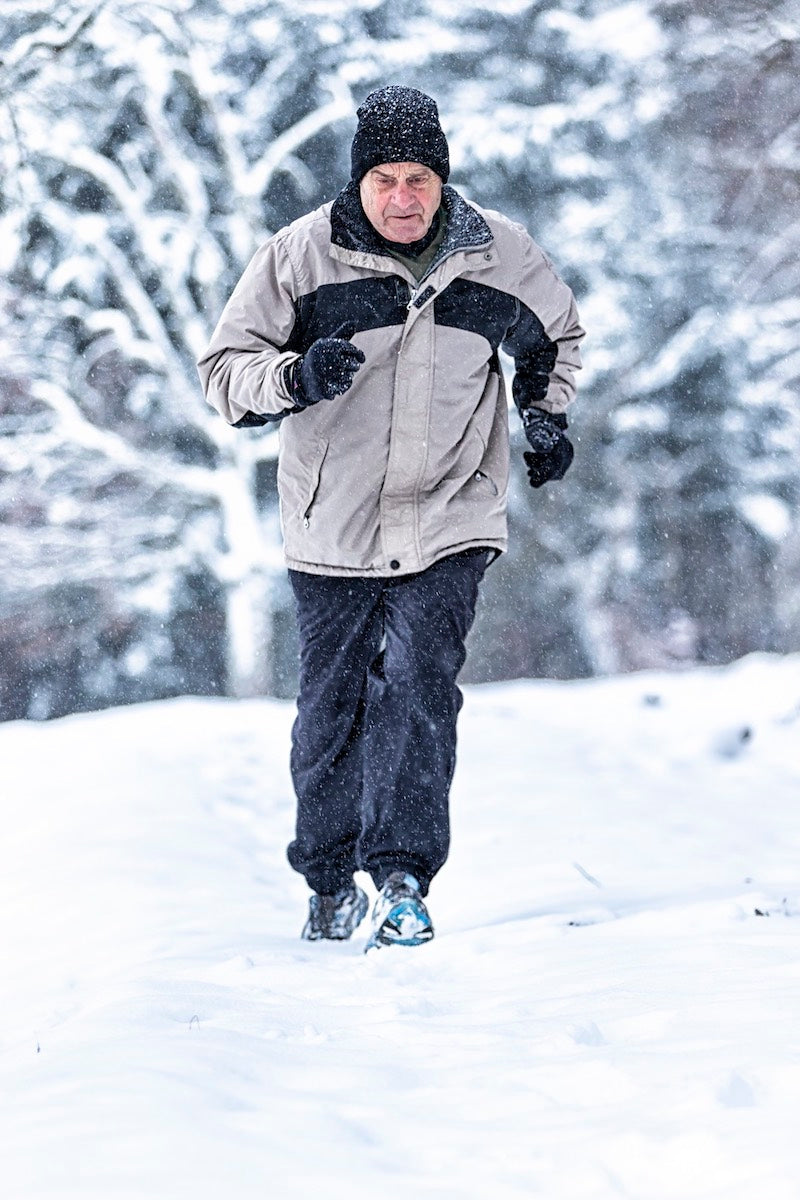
[282,356,313,410]
[521,407,568,431]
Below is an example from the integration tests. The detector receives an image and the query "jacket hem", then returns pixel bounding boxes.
[284,538,507,578]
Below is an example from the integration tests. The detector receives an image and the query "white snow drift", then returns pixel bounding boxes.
[2,653,799,1199]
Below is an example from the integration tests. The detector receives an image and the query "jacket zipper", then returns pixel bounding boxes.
[407,284,436,311]
[404,239,494,312]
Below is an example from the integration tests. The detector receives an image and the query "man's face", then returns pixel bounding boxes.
[359,161,442,243]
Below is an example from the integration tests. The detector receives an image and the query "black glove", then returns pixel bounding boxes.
[521,408,574,488]
[291,323,365,407]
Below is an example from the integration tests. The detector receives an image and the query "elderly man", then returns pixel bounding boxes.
[198,86,584,950]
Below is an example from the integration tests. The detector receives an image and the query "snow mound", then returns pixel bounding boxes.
[2,653,799,1199]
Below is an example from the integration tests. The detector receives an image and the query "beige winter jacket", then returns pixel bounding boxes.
[197,183,584,577]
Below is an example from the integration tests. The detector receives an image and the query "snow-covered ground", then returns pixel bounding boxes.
[2,653,800,1200]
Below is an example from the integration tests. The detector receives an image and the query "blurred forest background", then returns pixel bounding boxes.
[1,0,799,721]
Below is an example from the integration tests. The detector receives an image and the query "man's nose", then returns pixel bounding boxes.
[389,183,417,209]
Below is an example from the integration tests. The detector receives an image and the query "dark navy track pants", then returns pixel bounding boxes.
[286,549,490,896]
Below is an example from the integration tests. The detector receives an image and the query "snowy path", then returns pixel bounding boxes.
[2,655,800,1199]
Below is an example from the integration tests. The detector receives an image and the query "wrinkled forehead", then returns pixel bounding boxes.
[367,161,437,179]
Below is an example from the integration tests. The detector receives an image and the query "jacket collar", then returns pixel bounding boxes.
[330,180,492,262]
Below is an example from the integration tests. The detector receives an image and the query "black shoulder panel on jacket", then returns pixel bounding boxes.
[433,280,557,411]
[285,278,408,354]
[433,279,518,351]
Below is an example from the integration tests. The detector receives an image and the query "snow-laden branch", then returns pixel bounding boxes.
[133,71,212,238]
[35,196,203,423]
[7,372,280,577]
[626,309,720,395]
[0,520,199,590]
[242,74,353,200]
[27,377,218,499]
[737,220,800,300]
[23,128,147,235]
[0,2,107,84]
[19,100,217,359]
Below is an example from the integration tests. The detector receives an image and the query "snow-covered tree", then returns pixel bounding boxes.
[430,0,800,677]
[0,0,357,715]
[600,0,800,668]
[2,0,798,719]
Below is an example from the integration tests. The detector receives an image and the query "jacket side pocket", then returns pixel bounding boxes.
[301,438,329,527]
[469,428,499,495]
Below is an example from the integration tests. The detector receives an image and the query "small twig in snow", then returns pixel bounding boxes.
[574,862,603,889]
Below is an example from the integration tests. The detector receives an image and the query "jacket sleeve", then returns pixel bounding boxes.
[501,235,584,418]
[196,234,302,427]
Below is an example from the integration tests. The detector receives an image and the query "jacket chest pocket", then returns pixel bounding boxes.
[301,437,329,526]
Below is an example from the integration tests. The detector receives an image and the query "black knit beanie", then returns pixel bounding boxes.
[351,86,450,183]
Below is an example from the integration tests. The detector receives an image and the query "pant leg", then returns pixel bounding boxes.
[359,550,489,894]
[286,570,383,895]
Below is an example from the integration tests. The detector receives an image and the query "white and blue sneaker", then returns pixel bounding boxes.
[302,882,368,941]
[365,872,434,951]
